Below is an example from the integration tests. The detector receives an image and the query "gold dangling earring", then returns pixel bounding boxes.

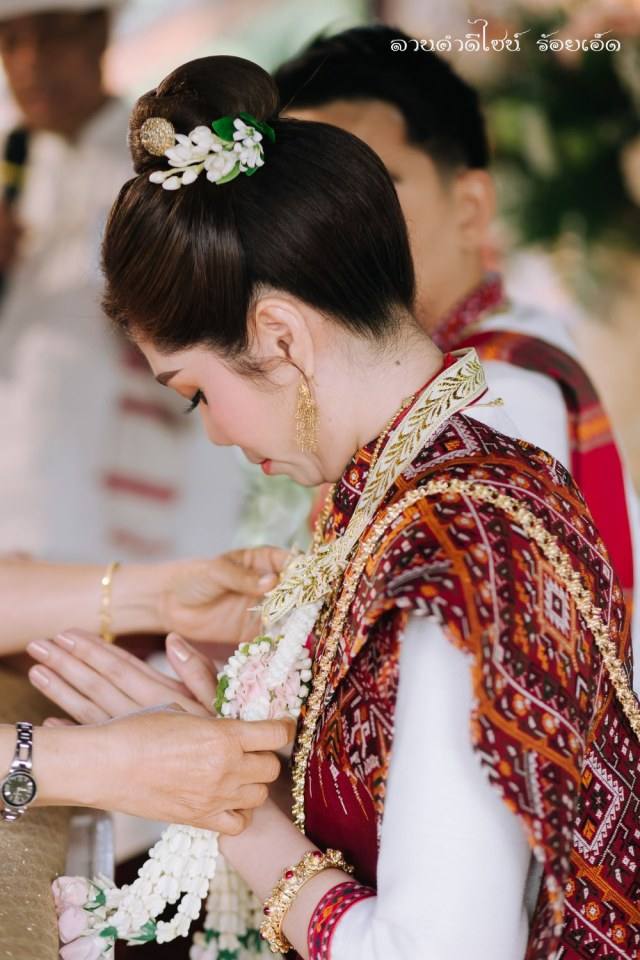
[296,375,318,453]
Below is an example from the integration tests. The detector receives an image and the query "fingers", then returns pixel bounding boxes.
[205,809,252,835]
[238,749,281,786]
[165,634,218,711]
[29,664,111,724]
[53,630,186,694]
[27,631,206,720]
[231,717,296,753]
[232,546,291,576]
[59,630,199,707]
[28,637,137,717]
[205,554,278,596]
[230,782,270,811]
[103,637,186,691]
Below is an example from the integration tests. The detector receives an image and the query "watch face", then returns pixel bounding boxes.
[2,772,36,808]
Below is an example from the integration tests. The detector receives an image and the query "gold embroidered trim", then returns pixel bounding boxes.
[292,478,640,832]
[292,489,436,829]
[263,349,486,626]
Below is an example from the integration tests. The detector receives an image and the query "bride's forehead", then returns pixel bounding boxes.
[138,339,206,366]
[141,343,240,387]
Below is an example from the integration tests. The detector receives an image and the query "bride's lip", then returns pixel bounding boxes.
[242,451,273,473]
[243,451,266,465]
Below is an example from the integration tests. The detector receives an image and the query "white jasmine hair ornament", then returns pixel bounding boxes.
[140,112,275,191]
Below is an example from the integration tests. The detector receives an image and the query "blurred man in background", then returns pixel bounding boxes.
[0,0,243,565]
[276,24,640,656]
[0,5,244,931]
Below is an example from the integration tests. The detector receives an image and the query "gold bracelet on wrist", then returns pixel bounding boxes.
[260,848,353,954]
[99,560,120,644]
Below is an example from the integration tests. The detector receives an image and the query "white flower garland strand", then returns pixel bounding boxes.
[55,602,320,958]
[190,856,271,960]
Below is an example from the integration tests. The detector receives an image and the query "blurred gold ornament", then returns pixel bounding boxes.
[296,377,317,453]
[140,117,176,157]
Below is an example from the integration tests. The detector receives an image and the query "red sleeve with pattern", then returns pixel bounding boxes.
[307,880,375,960]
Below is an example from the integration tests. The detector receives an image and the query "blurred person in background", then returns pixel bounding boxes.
[275,23,640,656]
[0,4,245,936]
[0,0,243,565]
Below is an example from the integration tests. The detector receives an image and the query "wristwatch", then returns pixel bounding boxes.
[1,722,37,822]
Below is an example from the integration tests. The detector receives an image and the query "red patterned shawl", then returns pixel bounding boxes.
[302,411,639,960]
[432,275,635,613]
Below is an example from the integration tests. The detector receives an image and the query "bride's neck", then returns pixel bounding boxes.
[322,320,443,477]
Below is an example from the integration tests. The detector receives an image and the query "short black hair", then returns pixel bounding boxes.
[275,24,489,170]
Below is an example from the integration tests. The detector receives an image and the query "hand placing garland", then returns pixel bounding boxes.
[53,601,320,959]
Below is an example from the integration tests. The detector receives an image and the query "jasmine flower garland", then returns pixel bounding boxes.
[54,601,320,960]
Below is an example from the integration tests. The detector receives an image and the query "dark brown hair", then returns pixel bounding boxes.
[102,55,415,357]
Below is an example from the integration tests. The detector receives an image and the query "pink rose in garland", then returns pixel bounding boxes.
[52,877,92,911]
[59,935,104,960]
[58,906,90,943]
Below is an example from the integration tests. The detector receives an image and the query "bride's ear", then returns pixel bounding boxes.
[251,295,315,383]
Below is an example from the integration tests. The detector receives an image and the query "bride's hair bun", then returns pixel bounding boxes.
[104,54,414,358]
[129,56,280,174]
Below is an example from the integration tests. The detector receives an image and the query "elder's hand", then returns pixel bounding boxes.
[28,629,217,723]
[160,547,288,644]
[75,706,293,833]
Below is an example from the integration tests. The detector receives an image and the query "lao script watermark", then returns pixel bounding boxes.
[390,18,622,55]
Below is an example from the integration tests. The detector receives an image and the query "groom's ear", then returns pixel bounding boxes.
[251,294,316,384]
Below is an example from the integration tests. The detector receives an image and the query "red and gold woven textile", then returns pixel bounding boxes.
[302,410,639,960]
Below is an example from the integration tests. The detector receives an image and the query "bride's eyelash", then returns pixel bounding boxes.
[184,389,206,414]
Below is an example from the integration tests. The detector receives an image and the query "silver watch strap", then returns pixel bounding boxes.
[12,721,33,771]
[1,722,35,822]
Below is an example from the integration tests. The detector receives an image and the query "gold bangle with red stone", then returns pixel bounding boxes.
[260,848,353,954]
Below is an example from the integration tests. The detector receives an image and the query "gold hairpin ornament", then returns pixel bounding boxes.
[140,117,177,157]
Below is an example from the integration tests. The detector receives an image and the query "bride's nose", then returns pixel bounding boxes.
[201,412,234,447]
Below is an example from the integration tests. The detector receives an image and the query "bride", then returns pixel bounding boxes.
[29,54,639,960]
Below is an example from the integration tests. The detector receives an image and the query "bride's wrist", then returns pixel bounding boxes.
[219,800,318,902]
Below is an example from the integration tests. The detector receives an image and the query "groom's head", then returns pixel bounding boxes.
[275,25,496,327]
